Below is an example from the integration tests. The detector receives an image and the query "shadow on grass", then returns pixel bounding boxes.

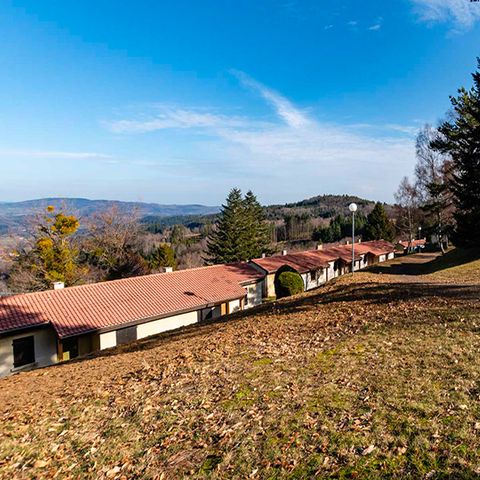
[369,248,480,276]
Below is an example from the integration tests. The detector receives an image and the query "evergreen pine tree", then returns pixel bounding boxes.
[431,59,480,248]
[364,202,395,242]
[147,244,177,270]
[243,190,271,259]
[206,188,249,264]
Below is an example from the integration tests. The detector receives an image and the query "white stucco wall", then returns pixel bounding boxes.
[245,282,263,308]
[359,255,368,269]
[137,310,198,340]
[387,252,395,260]
[0,327,57,378]
[379,254,386,262]
[305,268,327,291]
[327,261,336,281]
[229,299,241,313]
[266,274,276,298]
[99,331,117,350]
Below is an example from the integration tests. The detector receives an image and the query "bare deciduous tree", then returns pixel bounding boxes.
[394,176,422,251]
[414,124,454,253]
[82,206,148,280]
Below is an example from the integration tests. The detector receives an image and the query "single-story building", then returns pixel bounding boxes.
[0,262,264,377]
[250,248,342,297]
[250,240,395,297]
[396,239,426,254]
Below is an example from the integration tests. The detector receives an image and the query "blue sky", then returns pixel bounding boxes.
[1,0,479,205]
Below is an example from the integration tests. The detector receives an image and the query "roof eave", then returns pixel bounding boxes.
[57,292,246,339]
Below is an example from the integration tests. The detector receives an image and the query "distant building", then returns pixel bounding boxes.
[250,240,395,298]
[396,238,427,254]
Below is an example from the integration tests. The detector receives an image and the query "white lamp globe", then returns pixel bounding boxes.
[349,203,358,213]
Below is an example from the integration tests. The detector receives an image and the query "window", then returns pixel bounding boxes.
[12,336,35,368]
[62,337,79,360]
[116,326,137,345]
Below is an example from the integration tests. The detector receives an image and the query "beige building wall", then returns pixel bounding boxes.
[0,327,57,378]
[228,299,241,313]
[99,331,116,350]
[137,311,198,340]
[266,274,276,297]
[245,282,263,308]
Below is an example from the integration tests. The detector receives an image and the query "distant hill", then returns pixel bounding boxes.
[143,194,386,233]
[0,198,220,233]
[264,194,379,220]
[0,194,389,235]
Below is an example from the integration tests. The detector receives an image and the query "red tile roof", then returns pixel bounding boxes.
[397,239,427,249]
[0,263,258,338]
[251,249,336,274]
[356,240,395,256]
[252,240,395,274]
[252,245,361,274]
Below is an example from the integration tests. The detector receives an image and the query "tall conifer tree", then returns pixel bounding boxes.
[431,59,480,248]
[206,188,271,264]
[363,203,395,242]
[243,190,271,260]
[206,188,248,264]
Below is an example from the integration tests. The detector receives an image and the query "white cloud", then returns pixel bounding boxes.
[230,69,311,129]
[368,24,382,31]
[384,124,419,136]
[105,72,417,201]
[0,149,113,160]
[348,21,358,26]
[107,107,250,133]
[412,0,480,28]
[324,24,334,30]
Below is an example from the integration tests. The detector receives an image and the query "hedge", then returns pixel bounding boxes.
[275,271,304,298]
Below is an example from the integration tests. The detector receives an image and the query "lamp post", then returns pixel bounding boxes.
[349,203,358,274]
[418,226,422,240]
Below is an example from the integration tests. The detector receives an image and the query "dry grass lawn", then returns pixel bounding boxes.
[1,250,480,479]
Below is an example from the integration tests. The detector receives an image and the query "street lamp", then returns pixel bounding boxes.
[349,203,358,274]
[418,226,422,240]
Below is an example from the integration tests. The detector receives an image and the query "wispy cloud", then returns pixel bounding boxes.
[324,24,334,30]
[0,149,113,160]
[347,20,358,26]
[105,71,417,200]
[368,17,383,31]
[107,107,248,133]
[230,69,311,129]
[411,0,480,29]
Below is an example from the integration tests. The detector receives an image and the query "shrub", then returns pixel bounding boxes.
[275,271,304,298]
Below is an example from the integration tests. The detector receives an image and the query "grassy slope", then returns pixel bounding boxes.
[1,251,480,479]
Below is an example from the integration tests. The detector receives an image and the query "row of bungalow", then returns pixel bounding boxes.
[0,240,395,377]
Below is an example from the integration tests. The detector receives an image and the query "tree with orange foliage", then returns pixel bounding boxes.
[8,206,85,292]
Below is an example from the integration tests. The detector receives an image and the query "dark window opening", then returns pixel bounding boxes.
[63,337,79,359]
[13,336,35,368]
[116,326,137,345]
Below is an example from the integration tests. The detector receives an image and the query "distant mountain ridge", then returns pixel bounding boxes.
[0,194,387,234]
[0,197,220,232]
